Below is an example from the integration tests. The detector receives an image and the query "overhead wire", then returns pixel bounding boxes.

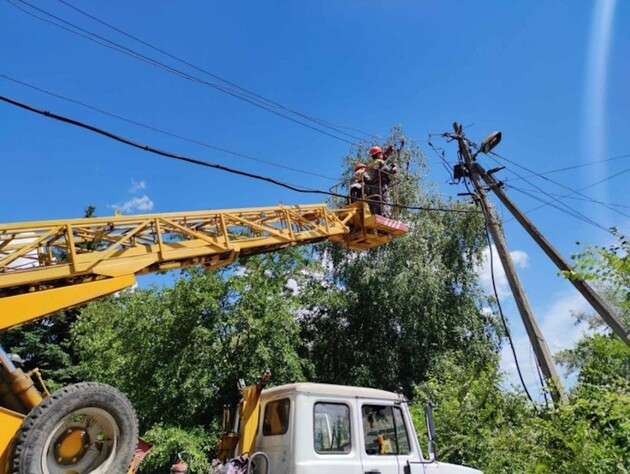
[0,94,479,215]
[517,166,630,217]
[479,154,615,233]
[0,73,338,181]
[428,131,614,232]
[490,151,630,219]
[6,0,365,145]
[9,0,365,144]
[427,135,457,180]
[54,0,377,141]
[505,184,612,233]
[461,176,535,404]
[503,183,630,210]
[504,153,630,182]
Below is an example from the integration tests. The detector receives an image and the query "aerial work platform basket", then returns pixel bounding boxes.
[331,201,409,250]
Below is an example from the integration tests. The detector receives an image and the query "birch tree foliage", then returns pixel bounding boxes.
[303,128,499,396]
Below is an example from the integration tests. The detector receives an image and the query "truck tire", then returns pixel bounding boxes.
[10,382,139,474]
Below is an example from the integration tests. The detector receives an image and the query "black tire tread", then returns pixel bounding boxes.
[10,382,139,474]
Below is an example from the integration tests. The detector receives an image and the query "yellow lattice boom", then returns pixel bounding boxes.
[0,202,407,331]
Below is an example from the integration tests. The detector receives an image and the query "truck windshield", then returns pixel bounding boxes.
[361,405,410,455]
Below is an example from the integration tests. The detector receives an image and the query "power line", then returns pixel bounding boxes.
[427,137,457,180]
[54,0,377,141]
[504,153,630,182]
[483,156,617,232]
[518,167,630,217]
[7,0,366,145]
[0,73,338,181]
[427,132,609,232]
[503,184,630,210]
[425,132,613,232]
[0,94,479,215]
[461,178,535,403]
[506,185,612,234]
[490,151,630,219]
[10,0,365,144]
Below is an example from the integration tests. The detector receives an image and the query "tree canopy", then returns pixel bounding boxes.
[411,230,630,473]
[303,129,495,395]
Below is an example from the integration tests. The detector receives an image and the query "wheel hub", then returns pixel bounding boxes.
[42,408,119,474]
[53,428,89,465]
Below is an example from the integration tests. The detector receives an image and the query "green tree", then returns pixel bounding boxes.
[139,425,215,474]
[303,128,498,396]
[67,248,325,473]
[70,248,320,431]
[409,231,630,474]
[0,312,78,390]
[560,230,630,385]
[411,352,538,472]
[565,229,629,303]
[412,351,629,473]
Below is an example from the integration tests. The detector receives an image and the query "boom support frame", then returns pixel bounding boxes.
[0,203,407,331]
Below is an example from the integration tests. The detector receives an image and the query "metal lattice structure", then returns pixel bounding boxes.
[0,203,407,331]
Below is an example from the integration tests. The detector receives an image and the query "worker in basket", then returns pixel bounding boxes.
[350,162,370,203]
[366,145,397,218]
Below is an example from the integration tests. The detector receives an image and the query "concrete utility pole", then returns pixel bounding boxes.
[476,165,630,348]
[452,123,568,405]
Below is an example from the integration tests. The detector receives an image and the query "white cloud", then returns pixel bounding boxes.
[539,291,592,354]
[499,290,593,399]
[129,179,147,193]
[3,234,40,270]
[476,245,529,299]
[114,195,154,214]
[233,265,247,277]
[285,278,299,295]
[114,282,139,297]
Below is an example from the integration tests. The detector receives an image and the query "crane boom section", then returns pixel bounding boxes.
[0,203,407,331]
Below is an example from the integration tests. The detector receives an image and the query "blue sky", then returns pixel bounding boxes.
[2,0,628,399]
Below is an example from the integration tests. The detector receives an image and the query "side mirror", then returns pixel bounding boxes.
[479,131,502,154]
[424,400,437,461]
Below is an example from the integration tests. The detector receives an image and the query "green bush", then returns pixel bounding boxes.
[139,425,216,474]
[411,352,630,473]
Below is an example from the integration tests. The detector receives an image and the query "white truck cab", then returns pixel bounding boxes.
[246,383,481,474]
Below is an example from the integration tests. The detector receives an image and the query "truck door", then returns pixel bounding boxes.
[260,398,292,474]
[358,403,414,474]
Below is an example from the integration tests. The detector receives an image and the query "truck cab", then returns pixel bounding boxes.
[248,383,481,474]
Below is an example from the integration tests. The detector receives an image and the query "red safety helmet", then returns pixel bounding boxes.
[354,163,368,172]
[369,145,383,158]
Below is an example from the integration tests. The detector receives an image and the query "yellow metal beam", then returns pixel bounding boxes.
[238,384,263,456]
[0,203,407,332]
[0,204,352,290]
[0,275,135,331]
[0,407,25,472]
